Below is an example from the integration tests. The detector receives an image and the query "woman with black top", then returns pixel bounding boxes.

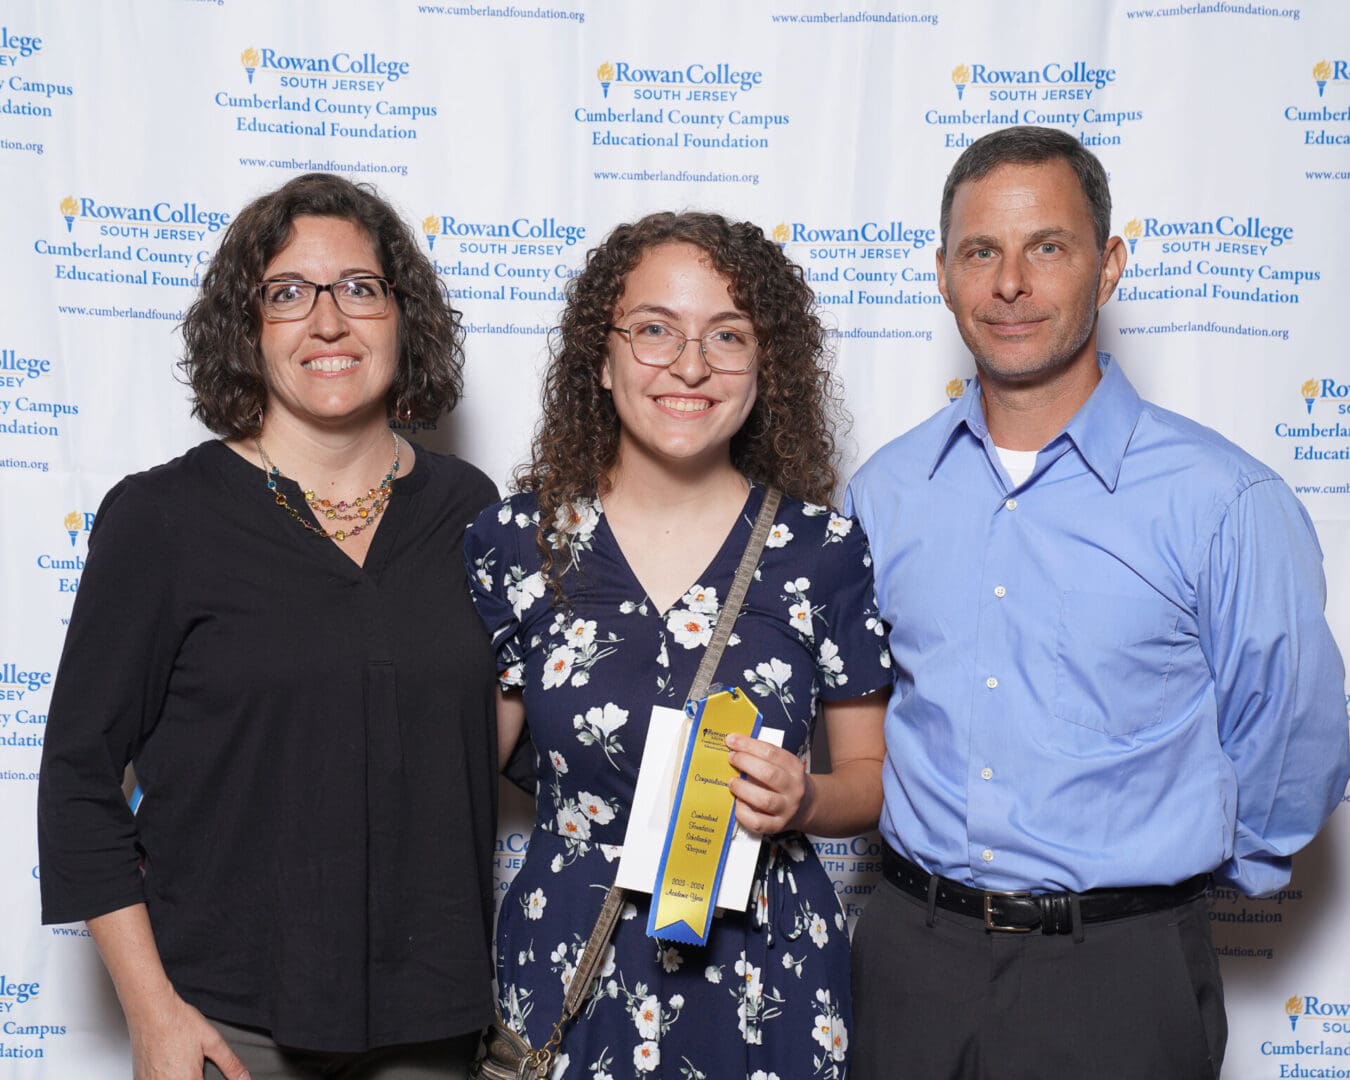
[37,173,498,1079]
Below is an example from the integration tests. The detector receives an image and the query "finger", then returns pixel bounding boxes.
[725,732,781,761]
[203,1033,251,1080]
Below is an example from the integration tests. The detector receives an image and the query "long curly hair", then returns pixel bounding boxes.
[517,211,843,591]
[179,172,462,437]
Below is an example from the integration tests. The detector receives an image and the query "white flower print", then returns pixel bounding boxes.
[765,522,793,548]
[576,791,616,826]
[784,577,822,639]
[507,569,546,618]
[834,911,846,931]
[565,618,598,649]
[743,657,796,718]
[656,639,669,668]
[497,504,512,525]
[549,854,564,873]
[549,749,569,775]
[666,608,712,649]
[808,913,829,948]
[552,499,600,540]
[682,584,719,614]
[735,956,763,1002]
[556,806,592,841]
[501,661,524,687]
[669,994,685,1010]
[801,502,828,517]
[633,994,661,1038]
[660,946,683,973]
[817,638,848,689]
[475,567,493,590]
[622,902,639,921]
[811,989,849,1070]
[782,952,804,978]
[574,703,629,766]
[514,511,533,530]
[751,1072,783,1080]
[541,645,576,690]
[705,965,722,984]
[788,601,814,637]
[571,671,590,688]
[523,888,547,921]
[633,1041,660,1073]
[825,515,852,542]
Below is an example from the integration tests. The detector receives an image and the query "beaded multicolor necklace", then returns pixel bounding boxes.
[254,431,401,542]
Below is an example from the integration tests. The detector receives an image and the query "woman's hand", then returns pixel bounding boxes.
[87,904,251,1080]
[725,691,888,839]
[726,734,816,835]
[125,992,250,1080]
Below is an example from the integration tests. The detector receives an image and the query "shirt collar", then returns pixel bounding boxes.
[928,355,1143,491]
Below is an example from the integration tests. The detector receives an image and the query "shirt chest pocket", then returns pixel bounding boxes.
[1052,590,1182,737]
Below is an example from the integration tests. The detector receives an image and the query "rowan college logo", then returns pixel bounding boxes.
[1287,996,1303,1030]
[952,64,970,100]
[947,378,970,404]
[1123,218,1142,254]
[597,62,615,98]
[1302,379,1318,414]
[421,216,439,251]
[241,47,260,84]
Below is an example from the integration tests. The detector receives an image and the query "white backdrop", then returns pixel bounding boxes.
[1,2,1348,1076]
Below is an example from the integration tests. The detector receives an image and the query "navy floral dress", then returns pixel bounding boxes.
[464,485,891,1080]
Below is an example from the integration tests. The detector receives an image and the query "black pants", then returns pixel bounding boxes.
[850,875,1226,1079]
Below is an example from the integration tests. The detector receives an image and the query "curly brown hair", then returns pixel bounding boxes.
[517,211,844,590]
[179,172,462,437]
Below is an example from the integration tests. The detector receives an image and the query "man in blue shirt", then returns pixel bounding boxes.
[845,125,1348,1079]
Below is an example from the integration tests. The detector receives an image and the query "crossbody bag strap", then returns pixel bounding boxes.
[688,485,781,702]
[532,485,782,1066]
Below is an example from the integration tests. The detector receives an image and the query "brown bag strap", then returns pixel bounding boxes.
[532,486,782,1064]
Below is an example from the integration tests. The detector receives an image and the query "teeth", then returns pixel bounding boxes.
[658,397,711,413]
[304,357,359,373]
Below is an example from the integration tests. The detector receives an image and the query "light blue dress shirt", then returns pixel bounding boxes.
[846,357,1348,896]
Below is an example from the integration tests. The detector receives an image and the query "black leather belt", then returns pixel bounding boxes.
[882,844,1208,935]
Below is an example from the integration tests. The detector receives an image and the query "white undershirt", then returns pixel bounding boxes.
[994,446,1038,487]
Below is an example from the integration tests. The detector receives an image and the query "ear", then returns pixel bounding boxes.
[599,354,614,391]
[935,248,954,312]
[1096,235,1127,308]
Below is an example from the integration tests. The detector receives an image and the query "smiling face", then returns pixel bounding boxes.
[936,158,1124,391]
[257,214,399,435]
[602,241,759,476]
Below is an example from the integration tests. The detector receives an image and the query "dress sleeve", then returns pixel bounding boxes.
[802,505,894,703]
[463,498,532,689]
[37,477,183,924]
[1197,476,1349,896]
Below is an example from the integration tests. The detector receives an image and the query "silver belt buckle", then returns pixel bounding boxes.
[983,890,1035,933]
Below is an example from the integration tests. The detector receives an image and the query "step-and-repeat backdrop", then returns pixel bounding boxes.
[1,2,1347,1076]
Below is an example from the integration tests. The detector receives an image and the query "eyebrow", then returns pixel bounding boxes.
[955,227,1077,252]
[261,267,384,281]
[625,302,752,325]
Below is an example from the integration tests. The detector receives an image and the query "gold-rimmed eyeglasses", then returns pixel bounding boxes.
[609,320,759,374]
[257,275,395,322]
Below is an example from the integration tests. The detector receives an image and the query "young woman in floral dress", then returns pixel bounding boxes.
[465,212,891,1080]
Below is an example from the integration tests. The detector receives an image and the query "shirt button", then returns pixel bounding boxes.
[993,585,1007,598]
[986,676,999,689]
[980,767,993,780]
[1004,498,1018,511]
[981,848,995,862]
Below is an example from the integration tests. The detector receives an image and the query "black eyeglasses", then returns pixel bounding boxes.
[257,275,394,321]
[609,320,759,374]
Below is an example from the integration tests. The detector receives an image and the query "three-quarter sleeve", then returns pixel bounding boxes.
[38,478,184,924]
